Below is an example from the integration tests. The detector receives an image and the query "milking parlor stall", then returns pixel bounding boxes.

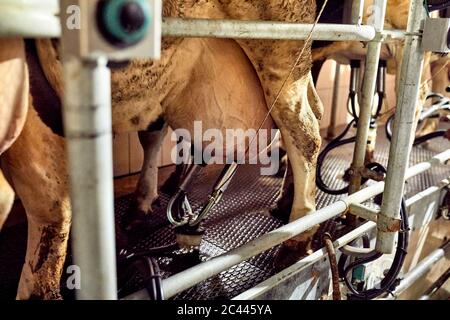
[0,0,449,304]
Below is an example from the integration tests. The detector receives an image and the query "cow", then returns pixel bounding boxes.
[412,54,449,138]
[1,0,322,300]
[0,38,29,230]
[312,0,432,132]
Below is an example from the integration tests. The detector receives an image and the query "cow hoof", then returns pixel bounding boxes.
[166,249,201,274]
[122,197,162,232]
[269,206,290,224]
[273,241,312,272]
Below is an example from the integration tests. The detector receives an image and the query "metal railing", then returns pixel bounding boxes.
[0,0,443,299]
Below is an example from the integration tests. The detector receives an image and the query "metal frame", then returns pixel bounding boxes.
[383,240,450,300]
[0,0,446,300]
[63,57,117,300]
[125,150,450,300]
[233,192,450,300]
[377,0,428,253]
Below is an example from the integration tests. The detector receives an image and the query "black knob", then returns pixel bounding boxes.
[119,2,146,34]
[97,0,151,48]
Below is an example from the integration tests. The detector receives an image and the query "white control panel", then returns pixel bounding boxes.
[60,0,161,60]
[422,17,450,53]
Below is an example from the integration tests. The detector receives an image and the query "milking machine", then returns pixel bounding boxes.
[314,58,414,299]
[118,153,241,298]
[316,59,387,195]
[35,0,449,300]
[386,89,450,144]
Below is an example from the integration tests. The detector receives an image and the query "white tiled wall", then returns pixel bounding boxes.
[113,60,398,176]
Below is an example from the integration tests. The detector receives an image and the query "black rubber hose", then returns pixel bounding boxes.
[386,114,446,145]
[350,93,359,122]
[427,0,450,12]
[344,197,409,300]
[127,243,179,260]
[144,257,164,300]
[316,121,356,195]
[316,129,386,195]
[413,130,446,145]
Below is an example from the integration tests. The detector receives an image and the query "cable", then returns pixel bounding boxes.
[144,257,164,300]
[386,93,450,145]
[421,267,450,299]
[316,120,356,195]
[426,0,450,12]
[213,0,331,193]
[323,233,342,300]
[386,115,446,146]
[343,197,409,300]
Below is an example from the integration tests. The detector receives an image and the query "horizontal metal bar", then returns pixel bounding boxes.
[406,177,450,208]
[383,240,450,300]
[0,6,60,38]
[0,6,404,43]
[0,0,59,11]
[350,198,402,234]
[349,203,379,222]
[233,221,377,300]
[162,18,376,41]
[124,149,450,300]
[340,244,375,258]
[236,177,450,300]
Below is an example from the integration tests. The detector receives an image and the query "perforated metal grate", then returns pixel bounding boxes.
[115,131,450,300]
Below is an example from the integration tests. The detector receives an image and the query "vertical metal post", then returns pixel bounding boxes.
[327,63,341,140]
[63,56,117,299]
[377,0,426,254]
[350,0,364,25]
[349,0,387,196]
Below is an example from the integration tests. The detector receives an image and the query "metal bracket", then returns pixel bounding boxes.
[349,203,402,232]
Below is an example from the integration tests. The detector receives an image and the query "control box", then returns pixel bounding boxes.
[422,17,450,53]
[60,0,161,60]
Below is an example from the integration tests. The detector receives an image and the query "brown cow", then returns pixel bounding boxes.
[311,0,432,162]
[2,0,321,299]
[0,38,29,230]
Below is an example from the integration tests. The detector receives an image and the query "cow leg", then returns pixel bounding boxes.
[135,125,168,214]
[3,107,70,300]
[160,163,187,196]
[237,39,322,259]
[272,74,323,224]
[125,124,168,231]
[419,58,450,134]
[0,169,14,230]
[271,160,294,224]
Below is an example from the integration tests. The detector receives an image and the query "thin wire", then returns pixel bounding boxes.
[420,59,449,91]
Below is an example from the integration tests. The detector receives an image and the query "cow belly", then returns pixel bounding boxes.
[165,38,275,161]
[0,39,29,155]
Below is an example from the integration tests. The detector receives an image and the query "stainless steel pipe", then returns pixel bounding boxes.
[349,0,387,195]
[378,0,427,254]
[384,241,450,299]
[162,18,376,41]
[63,56,118,300]
[125,150,450,300]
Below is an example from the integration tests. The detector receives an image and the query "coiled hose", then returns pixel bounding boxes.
[341,198,409,300]
[316,120,356,195]
[385,115,446,146]
[316,120,387,195]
